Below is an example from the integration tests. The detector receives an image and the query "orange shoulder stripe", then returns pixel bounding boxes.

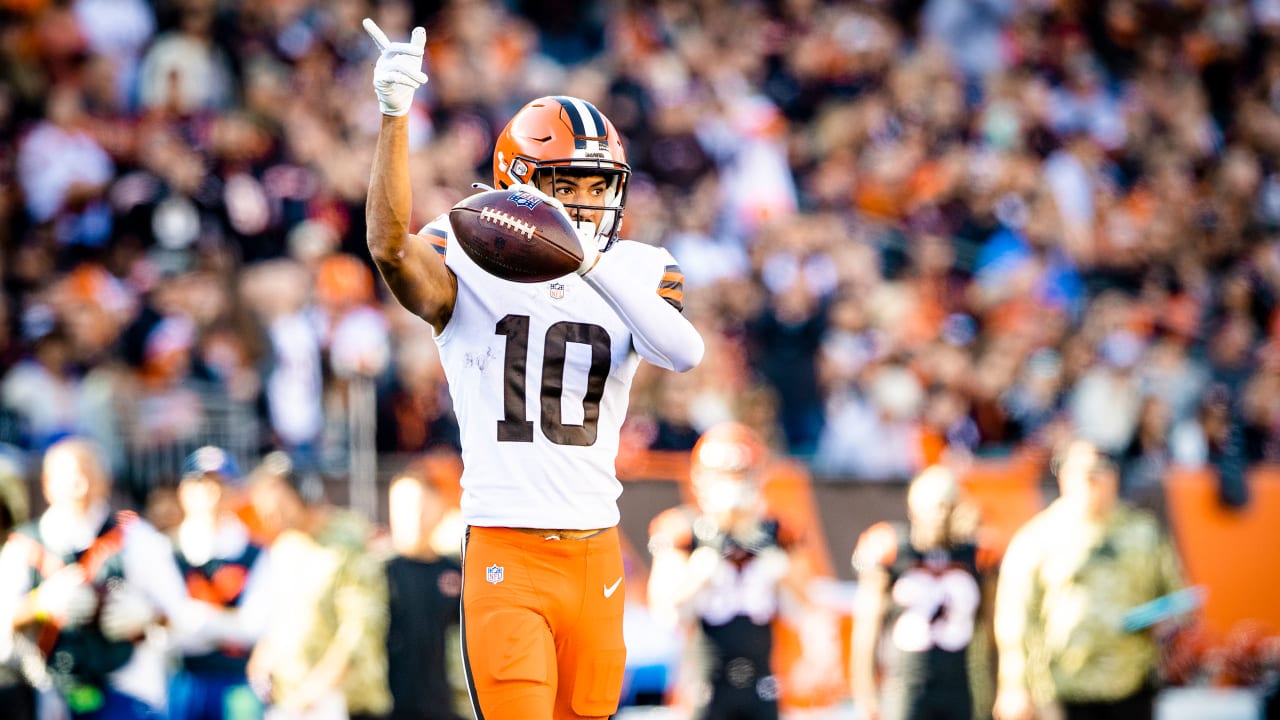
[423,226,448,256]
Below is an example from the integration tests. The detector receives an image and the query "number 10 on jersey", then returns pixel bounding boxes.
[495,314,611,447]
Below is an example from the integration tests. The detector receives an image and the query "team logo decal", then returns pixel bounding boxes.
[549,282,565,300]
[486,564,504,584]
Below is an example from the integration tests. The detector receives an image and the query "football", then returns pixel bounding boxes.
[448,188,583,283]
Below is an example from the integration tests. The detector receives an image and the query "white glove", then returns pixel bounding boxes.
[33,567,96,628]
[507,183,599,274]
[363,18,428,117]
[100,583,158,641]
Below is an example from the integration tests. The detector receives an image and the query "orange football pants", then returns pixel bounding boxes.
[461,525,627,720]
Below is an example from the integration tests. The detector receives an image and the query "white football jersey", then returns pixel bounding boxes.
[421,215,684,530]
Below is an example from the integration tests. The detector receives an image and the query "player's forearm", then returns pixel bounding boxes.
[850,585,884,700]
[992,593,1031,692]
[582,252,704,372]
[367,115,415,266]
[851,640,879,702]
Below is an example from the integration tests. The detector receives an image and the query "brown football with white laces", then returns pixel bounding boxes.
[448,188,582,283]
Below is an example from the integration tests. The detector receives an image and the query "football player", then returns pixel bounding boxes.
[362,19,704,720]
[851,466,988,720]
[647,422,806,720]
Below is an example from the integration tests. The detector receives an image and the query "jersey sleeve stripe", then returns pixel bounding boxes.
[423,226,448,256]
[657,264,684,312]
[657,287,684,311]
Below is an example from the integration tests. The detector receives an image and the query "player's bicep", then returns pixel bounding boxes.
[372,228,457,333]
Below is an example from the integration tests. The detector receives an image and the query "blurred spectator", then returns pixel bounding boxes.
[922,0,1016,82]
[241,261,325,478]
[314,254,390,382]
[851,466,989,720]
[1137,331,1208,430]
[1068,331,1144,455]
[382,461,465,720]
[1242,339,1280,463]
[137,0,232,114]
[72,0,155,110]
[815,363,925,481]
[1002,348,1066,445]
[0,449,33,719]
[0,437,219,718]
[16,84,115,249]
[1,326,81,450]
[375,332,459,454]
[745,271,828,456]
[169,446,272,720]
[247,452,391,720]
[993,440,1184,720]
[1119,396,1173,520]
[646,371,705,452]
[1170,383,1252,508]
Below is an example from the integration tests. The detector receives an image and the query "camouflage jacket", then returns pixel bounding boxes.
[994,500,1183,703]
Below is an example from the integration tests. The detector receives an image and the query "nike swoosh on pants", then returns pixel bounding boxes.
[603,577,622,598]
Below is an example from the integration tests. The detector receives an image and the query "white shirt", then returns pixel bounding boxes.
[267,312,324,446]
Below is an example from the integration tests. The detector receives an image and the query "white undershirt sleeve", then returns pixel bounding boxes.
[581,247,704,372]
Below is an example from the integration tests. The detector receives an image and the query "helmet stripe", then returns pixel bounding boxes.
[552,96,606,150]
[578,99,607,139]
[552,97,587,149]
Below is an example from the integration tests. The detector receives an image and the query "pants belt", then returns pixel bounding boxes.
[509,527,606,541]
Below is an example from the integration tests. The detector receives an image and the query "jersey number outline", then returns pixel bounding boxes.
[889,568,980,653]
[495,314,611,446]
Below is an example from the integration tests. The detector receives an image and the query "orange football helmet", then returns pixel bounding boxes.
[690,422,768,514]
[492,96,631,249]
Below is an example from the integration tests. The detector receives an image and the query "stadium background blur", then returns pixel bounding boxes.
[1,0,1279,717]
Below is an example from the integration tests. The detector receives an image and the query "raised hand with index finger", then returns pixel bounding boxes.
[363,18,428,117]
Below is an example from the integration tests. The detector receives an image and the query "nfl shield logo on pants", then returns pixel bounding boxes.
[486,564,504,584]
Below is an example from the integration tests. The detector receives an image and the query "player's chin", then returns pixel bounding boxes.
[572,219,601,245]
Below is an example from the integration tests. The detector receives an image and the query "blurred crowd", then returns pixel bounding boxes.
[3,0,1280,509]
[4,2,1280,717]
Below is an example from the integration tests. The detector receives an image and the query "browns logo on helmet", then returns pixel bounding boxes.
[492,96,631,251]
